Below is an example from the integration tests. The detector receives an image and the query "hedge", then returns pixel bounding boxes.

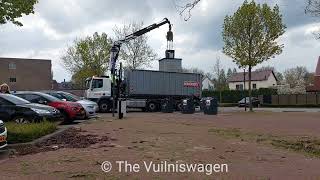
[202,88,277,103]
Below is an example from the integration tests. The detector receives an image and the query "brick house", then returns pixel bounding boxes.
[0,57,52,91]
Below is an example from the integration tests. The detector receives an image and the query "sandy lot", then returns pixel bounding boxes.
[1,111,320,179]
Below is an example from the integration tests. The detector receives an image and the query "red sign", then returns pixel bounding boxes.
[184,81,200,87]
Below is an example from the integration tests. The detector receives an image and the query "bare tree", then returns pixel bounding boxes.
[306,0,320,38]
[306,0,320,16]
[113,21,157,69]
[174,0,201,21]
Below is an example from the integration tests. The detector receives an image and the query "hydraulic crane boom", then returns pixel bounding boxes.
[109,18,173,73]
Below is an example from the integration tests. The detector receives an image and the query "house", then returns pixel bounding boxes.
[228,70,278,90]
[307,56,320,93]
[0,57,52,91]
[202,76,215,91]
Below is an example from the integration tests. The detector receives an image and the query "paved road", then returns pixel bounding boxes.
[219,107,320,113]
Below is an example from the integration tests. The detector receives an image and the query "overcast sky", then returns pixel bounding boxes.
[1,0,320,82]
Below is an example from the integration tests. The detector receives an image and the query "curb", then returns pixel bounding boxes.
[7,126,72,149]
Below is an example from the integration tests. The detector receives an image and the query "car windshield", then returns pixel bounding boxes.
[39,93,62,102]
[60,92,80,102]
[1,94,30,105]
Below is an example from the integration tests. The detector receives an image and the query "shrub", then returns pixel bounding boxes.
[6,121,57,144]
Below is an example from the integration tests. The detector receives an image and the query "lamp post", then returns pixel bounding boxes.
[110,45,120,117]
[243,68,247,112]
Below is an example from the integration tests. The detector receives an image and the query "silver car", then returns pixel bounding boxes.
[0,120,7,149]
[43,91,99,119]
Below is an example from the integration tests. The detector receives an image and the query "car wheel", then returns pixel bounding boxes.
[13,116,31,124]
[147,102,158,112]
[99,101,110,113]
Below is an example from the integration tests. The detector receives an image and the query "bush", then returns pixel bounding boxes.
[203,88,277,103]
[6,121,58,144]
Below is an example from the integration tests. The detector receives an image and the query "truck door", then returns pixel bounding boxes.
[87,78,111,99]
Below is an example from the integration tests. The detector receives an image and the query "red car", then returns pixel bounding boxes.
[14,92,86,123]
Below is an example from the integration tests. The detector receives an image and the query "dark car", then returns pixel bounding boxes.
[238,97,260,107]
[14,92,86,122]
[0,94,61,123]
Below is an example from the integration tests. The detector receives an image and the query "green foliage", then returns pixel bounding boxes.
[62,32,113,87]
[223,1,286,68]
[6,121,57,144]
[0,0,38,26]
[203,88,277,103]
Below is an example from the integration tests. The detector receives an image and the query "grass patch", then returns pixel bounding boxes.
[208,128,320,157]
[6,121,58,144]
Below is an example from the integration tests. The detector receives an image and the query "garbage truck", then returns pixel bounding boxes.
[85,69,202,112]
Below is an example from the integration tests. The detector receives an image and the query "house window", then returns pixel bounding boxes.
[8,62,16,70]
[9,77,16,83]
[236,84,244,90]
[253,84,257,89]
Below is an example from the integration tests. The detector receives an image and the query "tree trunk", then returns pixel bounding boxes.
[249,65,253,112]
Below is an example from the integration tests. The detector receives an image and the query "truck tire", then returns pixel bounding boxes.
[176,102,183,111]
[147,102,158,112]
[99,100,110,113]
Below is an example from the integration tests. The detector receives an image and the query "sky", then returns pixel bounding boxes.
[0,0,320,82]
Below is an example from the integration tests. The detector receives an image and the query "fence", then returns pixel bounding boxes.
[264,94,320,105]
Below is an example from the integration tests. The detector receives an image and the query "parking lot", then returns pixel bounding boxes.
[0,111,320,179]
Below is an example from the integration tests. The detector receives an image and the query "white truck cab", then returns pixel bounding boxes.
[85,76,113,112]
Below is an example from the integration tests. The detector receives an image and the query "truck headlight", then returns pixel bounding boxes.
[31,108,51,115]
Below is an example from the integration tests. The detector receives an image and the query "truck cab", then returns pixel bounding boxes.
[85,76,113,112]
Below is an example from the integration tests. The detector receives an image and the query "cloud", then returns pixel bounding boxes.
[0,0,320,82]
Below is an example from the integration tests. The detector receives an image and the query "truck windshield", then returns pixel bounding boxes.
[85,79,91,89]
[92,79,103,89]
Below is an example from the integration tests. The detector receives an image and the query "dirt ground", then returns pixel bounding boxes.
[1,111,320,180]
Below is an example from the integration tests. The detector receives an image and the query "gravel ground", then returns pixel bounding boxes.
[0,112,320,179]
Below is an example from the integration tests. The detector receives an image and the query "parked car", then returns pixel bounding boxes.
[43,91,98,119]
[14,92,86,123]
[0,94,61,123]
[0,120,7,150]
[238,97,260,107]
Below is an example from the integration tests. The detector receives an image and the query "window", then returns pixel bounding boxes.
[0,98,12,106]
[236,84,244,90]
[8,62,16,70]
[253,84,257,89]
[92,79,103,89]
[9,77,16,83]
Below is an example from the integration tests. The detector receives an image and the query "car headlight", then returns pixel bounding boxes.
[31,108,51,114]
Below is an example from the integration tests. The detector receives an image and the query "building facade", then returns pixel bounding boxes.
[228,70,278,90]
[0,57,52,91]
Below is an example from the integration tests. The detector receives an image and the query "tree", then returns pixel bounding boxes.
[227,68,233,80]
[278,66,309,94]
[0,0,38,26]
[61,32,112,87]
[213,56,226,102]
[222,0,286,111]
[305,0,320,38]
[113,21,157,70]
[306,0,320,16]
[233,68,237,74]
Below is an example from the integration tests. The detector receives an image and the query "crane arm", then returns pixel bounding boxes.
[117,18,172,44]
[110,18,173,74]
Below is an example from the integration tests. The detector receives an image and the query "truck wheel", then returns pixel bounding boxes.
[176,102,182,111]
[99,101,110,113]
[147,102,158,112]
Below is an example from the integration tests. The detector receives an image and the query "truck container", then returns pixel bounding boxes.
[124,69,202,98]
